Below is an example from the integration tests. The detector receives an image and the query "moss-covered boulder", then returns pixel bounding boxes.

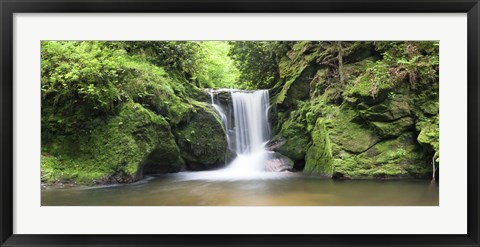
[333,132,430,179]
[329,105,380,154]
[41,102,184,185]
[369,117,414,138]
[357,93,413,121]
[280,65,316,107]
[269,41,439,179]
[273,41,327,107]
[175,102,228,170]
[414,87,439,162]
[273,111,311,162]
[304,119,333,176]
[416,116,439,162]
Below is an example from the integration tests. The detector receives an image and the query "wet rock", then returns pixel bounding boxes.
[266,138,286,151]
[265,152,294,172]
[175,102,228,169]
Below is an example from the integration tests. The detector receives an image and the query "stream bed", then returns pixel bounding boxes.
[42,173,439,206]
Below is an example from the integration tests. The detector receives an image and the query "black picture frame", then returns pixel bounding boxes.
[1,0,479,246]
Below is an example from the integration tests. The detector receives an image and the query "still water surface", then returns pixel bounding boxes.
[41,173,439,206]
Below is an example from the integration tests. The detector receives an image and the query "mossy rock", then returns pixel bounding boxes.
[274,126,310,162]
[274,63,316,107]
[342,42,375,63]
[41,102,184,185]
[369,117,414,138]
[358,93,413,121]
[416,116,439,162]
[418,100,438,116]
[274,42,326,106]
[309,68,328,99]
[414,86,439,116]
[175,102,228,170]
[328,105,380,154]
[304,119,333,176]
[344,72,396,105]
[273,110,311,162]
[265,152,295,172]
[342,57,377,84]
[281,65,317,107]
[333,132,430,179]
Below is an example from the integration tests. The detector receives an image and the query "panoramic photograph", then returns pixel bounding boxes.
[40,41,439,206]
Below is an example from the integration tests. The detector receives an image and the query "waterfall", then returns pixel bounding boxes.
[208,91,230,149]
[231,90,270,154]
[202,89,275,178]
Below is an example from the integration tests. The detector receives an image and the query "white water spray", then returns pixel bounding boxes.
[226,90,270,173]
[208,91,230,148]
[179,89,281,180]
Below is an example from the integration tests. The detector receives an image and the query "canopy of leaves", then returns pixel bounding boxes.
[196,41,240,88]
[228,41,289,89]
[41,41,128,134]
[114,41,201,79]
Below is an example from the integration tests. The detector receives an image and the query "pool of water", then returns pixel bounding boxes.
[41,172,439,206]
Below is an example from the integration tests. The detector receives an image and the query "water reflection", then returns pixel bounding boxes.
[42,173,439,206]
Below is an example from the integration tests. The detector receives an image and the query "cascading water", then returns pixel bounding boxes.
[180,89,281,180]
[208,91,230,150]
[225,90,270,173]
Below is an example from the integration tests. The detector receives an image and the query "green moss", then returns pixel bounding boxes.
[270,41,438,179]
[358,93,413,121]
[304,119,333,176]
[275,127,311,161]
[333,132,430,178]
[369,117,414,138]
[41,154,62,183]
[282,65,316,106]
[344,59,395,102]
[273,102,314,161]
[417,116,439,162]
[175,102,228,167]
[419,101,438,116]
[328,105,380,154]
[41,102,184,184]
[309,68,328,99]
[274,42,326,106]
[274,62,309,105]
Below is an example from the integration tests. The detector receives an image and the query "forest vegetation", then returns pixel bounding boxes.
[41,40,439,185]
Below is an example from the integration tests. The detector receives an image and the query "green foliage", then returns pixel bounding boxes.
[42,102,184,184]
[41,41,204,135]
[196,41,240,88]
[41,40,440,183]
[348,41,439,99]
[119,57,195,124]
[118,41,202,80]
[41,41,128,134]
[41,154,62,183]
[229,41,289,89]
[115,41,241,88]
